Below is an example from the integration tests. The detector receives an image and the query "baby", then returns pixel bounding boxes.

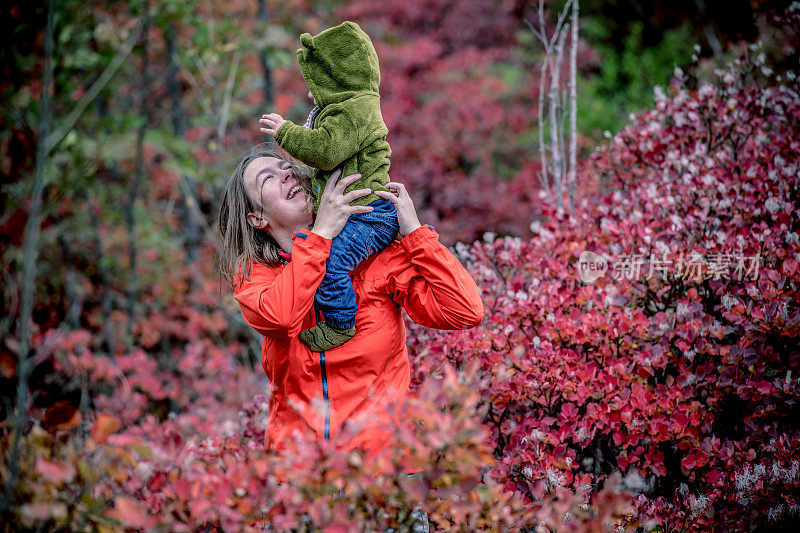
[259,21,398,352]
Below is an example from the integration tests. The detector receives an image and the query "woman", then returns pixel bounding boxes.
[217,144,483,467]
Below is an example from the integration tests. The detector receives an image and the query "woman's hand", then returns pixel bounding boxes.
[312,170,373,240]
[374,182,422,239]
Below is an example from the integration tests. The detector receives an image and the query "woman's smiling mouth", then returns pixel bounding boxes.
[286,185,302,200]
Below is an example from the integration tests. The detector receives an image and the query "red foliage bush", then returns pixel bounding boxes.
[405,49,800,530]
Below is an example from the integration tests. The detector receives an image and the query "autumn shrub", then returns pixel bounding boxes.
[405,45,800,530]
[5,339,627,531]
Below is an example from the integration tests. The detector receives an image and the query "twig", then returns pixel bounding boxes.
[172,51,214,118]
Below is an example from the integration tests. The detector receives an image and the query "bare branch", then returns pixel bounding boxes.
[538,0,549,48]
[172,52,214,118]
[217,51,241,145]
[524,18,549,49]
[552,0,575,45]
[193,53,216,88]
[45,21,142,153]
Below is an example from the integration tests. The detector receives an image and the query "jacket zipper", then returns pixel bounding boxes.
[315,308,331,440]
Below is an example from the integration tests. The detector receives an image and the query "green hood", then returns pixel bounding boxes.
[297,21,380,108]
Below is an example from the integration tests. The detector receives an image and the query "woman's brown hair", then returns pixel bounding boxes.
[217,144,314,287]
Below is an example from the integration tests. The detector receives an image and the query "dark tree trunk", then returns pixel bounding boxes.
[125,1,151,343]
[257,0,274,106]
[1,0,55,513]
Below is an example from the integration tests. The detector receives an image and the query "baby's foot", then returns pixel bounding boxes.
[299,322,356,352]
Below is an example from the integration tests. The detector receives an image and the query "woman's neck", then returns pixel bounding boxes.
[272,229,296,253]
[269,214,314,253]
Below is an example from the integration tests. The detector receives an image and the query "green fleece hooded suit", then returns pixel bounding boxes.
[274,21,390,211]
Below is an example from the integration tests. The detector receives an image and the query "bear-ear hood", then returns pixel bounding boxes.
[297,21,380,108]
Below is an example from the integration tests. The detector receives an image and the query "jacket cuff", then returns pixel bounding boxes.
[274,121,292,145]
[399,224,438,253]
[293,229,332,252]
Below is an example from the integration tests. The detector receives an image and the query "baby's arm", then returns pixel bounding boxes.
[260,111,361,171]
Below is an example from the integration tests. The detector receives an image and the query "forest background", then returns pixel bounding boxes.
[1,0,799,530]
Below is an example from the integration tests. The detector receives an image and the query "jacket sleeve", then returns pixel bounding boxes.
[233,232,331,338]
[274,109,361,171]
[387,225,484,330]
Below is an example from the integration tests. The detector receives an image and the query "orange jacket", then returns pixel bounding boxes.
[233,225,483,463]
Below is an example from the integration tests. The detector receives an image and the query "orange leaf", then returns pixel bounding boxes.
[0,352,16,378]
[91,414,122,444]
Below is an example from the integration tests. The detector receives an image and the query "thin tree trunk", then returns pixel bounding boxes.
[59,235,82,330]
[126,2,151,342]
[547,49,561,212]
[537,44,550,192]
[257,0,274,106]
[550,26,568,214]
[86,191,115,354]
[165,24,185,137]
[568,0,578,213]
[558,84,567,209]
[166,23,201,276]
[530,0,575,204]
[0,0,55,513]
[693,0,723,58]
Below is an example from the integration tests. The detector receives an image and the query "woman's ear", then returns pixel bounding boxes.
[246,211,270,230]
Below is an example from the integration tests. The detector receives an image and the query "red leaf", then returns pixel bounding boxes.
[35,458,75,484]
[109,497,157,529]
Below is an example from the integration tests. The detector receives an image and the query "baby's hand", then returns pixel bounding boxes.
[259,113,286,137]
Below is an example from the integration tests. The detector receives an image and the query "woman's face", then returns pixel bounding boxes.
[243,156,312,236]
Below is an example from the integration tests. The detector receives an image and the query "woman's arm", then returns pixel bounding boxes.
[389,226,484,329]
[234,232,330,337]
[374,183,484,330]
[234,172,374,337]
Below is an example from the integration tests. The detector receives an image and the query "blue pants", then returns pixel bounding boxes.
[315,198,399,329]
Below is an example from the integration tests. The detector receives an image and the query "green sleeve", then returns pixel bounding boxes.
[274,110,361,171]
